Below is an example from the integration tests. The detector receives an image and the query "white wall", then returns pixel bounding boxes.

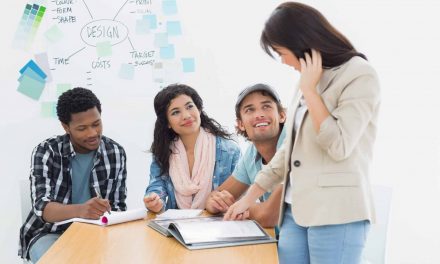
[1,0,439,263]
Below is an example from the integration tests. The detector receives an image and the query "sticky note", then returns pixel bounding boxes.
[17,74,45,100]
[19,67,45,83]
[143,15,157,29]
[181,58,195,72]
[41,102,57,118]
[96,41,112,57]
[44,25,64,43]
[154,33,168,48]
[119,64,135,80]
[19,60,47,79]
[160,44,175,59]
[162,0,177,15]
[136,19,150,35]
[166,21,181,36]
[56,83,72,96]
[35,53,53,82]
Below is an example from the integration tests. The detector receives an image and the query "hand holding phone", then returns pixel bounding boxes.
[299,49,322,96]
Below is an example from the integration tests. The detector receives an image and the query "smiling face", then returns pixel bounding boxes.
[166,94,201,137]
[62,107,102,154]
[237,91,286,143]
[273,46,301,71]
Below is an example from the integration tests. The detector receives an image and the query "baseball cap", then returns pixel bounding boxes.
[235,83,281,114]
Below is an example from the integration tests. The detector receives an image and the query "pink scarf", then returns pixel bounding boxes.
[169,128,216,209]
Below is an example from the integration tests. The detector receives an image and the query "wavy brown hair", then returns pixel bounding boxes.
[151,84,231,175]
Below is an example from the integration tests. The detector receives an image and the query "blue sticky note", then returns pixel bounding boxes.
[143,15,157,29]
[162,0,177,15]
[19,60,47,79]
[181,58,195,72]
[167,21,181,36]
[118,64,135,80]
[136,19,150,35]
[154,33,168,48]
[17,74,45,100]
[160,44,175,59]
[96,41,112,57]
[18,67,46,83]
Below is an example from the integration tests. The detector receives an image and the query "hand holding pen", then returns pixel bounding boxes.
[94,186,112,215]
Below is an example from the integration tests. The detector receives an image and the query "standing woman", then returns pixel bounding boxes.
[225,2,380,263]
[144,84,240,212]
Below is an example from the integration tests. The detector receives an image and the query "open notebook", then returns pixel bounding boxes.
[54,208,147,226]
[149,216,277,249]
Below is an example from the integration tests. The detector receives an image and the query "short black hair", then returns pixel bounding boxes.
[56,87,101,124]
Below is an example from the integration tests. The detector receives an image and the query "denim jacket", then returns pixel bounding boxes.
[145,136,240,210]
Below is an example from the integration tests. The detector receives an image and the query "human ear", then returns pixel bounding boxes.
[61,123,70,134]
[236,119,246,132]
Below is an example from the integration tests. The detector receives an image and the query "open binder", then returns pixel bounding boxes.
[148,216,277,249]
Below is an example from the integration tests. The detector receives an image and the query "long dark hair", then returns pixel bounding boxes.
[260,2,366,68]
[151,84,231,175]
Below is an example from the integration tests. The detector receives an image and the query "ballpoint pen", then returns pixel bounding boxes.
[93,186,111,215]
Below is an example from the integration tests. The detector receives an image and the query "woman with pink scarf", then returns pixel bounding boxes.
[144,84,240,212]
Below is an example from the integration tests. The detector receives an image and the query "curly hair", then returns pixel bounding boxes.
[56,87,101,124]
[151,83,231,176]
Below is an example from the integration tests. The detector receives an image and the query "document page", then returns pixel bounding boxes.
[54,208,146,226]
[175,220,267,244]
[155,209,203,220]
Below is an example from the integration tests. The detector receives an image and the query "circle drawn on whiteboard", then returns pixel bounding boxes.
[80,19,129,47]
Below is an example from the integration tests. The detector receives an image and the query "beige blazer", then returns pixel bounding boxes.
[255,56,380,227]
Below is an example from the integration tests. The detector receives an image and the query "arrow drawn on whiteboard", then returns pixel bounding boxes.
[82,0,94,19]
[127,37,135,51]
[67,47,86,60]
[113,0,130,21]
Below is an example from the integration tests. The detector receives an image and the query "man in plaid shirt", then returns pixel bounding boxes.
[19,87,127,262]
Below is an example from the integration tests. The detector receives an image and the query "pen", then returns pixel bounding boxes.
[93,186,111,215]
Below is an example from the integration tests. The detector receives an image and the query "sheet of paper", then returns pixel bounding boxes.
[104,208,146,225]
[54,208,147,226]
[155,209,202,220]
[176,220,266,244]
[54,217,103,226]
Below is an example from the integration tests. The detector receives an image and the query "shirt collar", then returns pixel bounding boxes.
[253,128,286,163]
[62,134,103,158]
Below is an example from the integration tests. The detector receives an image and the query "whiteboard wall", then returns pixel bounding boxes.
[1,0,440,263]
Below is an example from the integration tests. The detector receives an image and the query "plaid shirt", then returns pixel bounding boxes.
[18,134,127,259]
